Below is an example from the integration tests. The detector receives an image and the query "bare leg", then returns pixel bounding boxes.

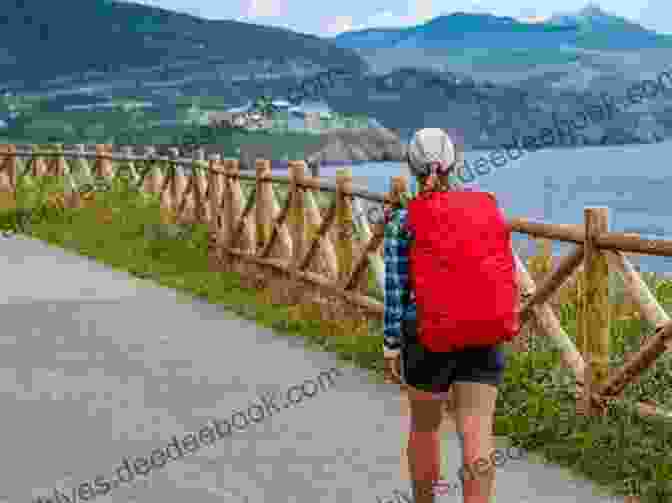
[407,386,444,503]
[453,382,498,503]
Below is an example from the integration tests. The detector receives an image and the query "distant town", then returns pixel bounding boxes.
[0,88,379,145]
[206,98,373,133]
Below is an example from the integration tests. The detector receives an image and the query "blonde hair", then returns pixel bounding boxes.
[413,154,464,193]
[415,171,451,192]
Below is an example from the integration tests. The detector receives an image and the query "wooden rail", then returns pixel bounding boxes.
[1,144,672,424]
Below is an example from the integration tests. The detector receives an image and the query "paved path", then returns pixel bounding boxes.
[0,235,628,503]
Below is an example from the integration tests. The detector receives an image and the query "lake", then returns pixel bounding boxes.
[274,141,672,275]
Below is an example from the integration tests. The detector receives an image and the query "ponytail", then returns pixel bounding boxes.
[420,173,438,192]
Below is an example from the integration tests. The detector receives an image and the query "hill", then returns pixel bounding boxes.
[0,0,368,89]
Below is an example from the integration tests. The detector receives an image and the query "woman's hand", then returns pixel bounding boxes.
[384,353,402,384]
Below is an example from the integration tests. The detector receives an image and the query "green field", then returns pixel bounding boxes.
[0,107,325,160]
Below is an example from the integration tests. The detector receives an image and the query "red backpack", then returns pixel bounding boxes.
[405,190,520,351]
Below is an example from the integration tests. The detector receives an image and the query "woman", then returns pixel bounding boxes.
[383,128,509,503]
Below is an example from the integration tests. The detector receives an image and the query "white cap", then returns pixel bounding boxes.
[407,128,456,177]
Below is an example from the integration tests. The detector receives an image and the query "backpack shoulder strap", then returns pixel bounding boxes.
[398,208,416,305]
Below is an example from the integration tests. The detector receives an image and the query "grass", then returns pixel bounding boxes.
[0,177,671,502]
[501,240,672,502]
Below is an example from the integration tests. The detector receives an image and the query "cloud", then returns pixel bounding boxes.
[349,1,439,30]
[324,16,356,35]
[411,0,436,23]
[356,9,419,29]
[245,0,286,18]
[324,10,412,34]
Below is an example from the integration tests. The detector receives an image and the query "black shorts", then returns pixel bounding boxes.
[399,318,506,394]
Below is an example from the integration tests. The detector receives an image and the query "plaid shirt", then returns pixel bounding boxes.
[383,207,416,355]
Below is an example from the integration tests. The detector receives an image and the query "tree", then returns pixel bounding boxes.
[251,95,278,118]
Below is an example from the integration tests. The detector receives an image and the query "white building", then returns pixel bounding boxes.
[232,115,247,128]
[226,102,253,114]
[271,100,292,109]
[304,111,322,131]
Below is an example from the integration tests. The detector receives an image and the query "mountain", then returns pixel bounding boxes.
[3,1,670,152]
[395,13,579,49]
[333,12,579,50]
[547,4,671,49]
[332,6,672,51]
[0,0,367,88]
[549,4,646,30]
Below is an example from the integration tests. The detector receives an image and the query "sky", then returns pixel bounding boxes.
[126,0,671,37]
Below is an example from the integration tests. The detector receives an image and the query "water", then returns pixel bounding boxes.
[275,141,672,275]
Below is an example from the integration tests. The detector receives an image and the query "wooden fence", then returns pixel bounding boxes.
[1,143,672,423]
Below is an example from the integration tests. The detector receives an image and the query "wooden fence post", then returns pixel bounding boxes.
[16,145,27,182]
[289,161,307,272]
[335,168,355,284]
[581,207,611,416]
[0,144,8,194]
[256,159,273,254]
[176,151,196,221]
[142,146,162,195]
[44,143,57,175]
[303,173,338,279]
[193,149,209,223]
[93,144,102,177]
[223,159,246,272]
[191,156,209,224]
[95,144,113,178]
[7,144,17,194]
[0,144,16,193]
[237,159,256,269]
[158,151,174,219]
[53,144,67,177]
[43,143,59,177]
[32,144,48,177]
[285,161,307,304]
[208,153,224,235]
[168,148,187,217]
[206,154,226,267]
[105,144,115,178]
